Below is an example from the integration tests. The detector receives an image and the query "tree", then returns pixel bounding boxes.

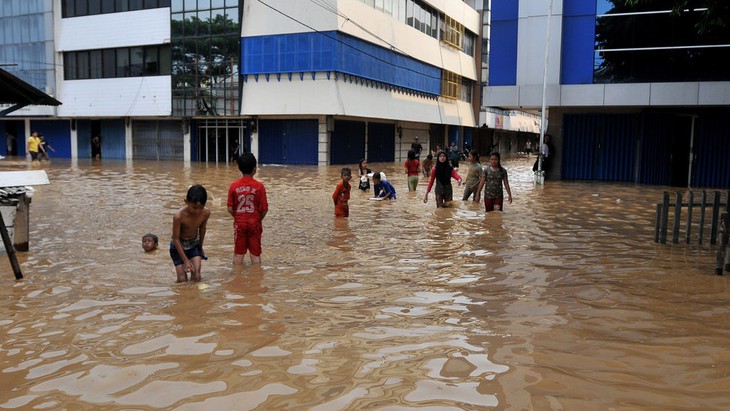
[624,0,729,34]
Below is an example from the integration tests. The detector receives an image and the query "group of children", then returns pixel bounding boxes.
[142,153,268,283]
[145,149,511,283]
[340,149,512,213]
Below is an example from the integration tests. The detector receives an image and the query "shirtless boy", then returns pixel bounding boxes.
[170,184,210,282]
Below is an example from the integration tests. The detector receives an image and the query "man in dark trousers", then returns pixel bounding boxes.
[411,136,423,159]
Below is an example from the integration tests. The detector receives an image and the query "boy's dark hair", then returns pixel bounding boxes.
[426,153,433,160]
[143,233,158,244]
[372,172,381,180]
[407,149,416,161]
[186,184,208,205]
[237,153,257,174]
[341,167,352,175]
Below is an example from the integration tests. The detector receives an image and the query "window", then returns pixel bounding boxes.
[77,51,90,79]
[62,0,167,18]
[116,48,130,77]
[441,70,460,99]
[103,49,116,78]
[90,50,103,78]
[130,47,144,76]
[64,52,77,80]
[64,45,170,80]
[144,46,159,75]
[442,15,463,49]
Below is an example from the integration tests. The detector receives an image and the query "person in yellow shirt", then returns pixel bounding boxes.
[27,131,41,162]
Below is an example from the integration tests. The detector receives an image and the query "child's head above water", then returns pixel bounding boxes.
[142,233,158,252]
[186,184,208,206]
[237,153,257,175]
[341,167,352,179]
[372,172,382,183]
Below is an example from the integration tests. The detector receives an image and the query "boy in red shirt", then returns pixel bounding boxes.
[227,153,268,265]
[332,167,352,218]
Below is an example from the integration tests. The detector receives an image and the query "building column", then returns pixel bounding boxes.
[125,118,133,160]
[318,115,330,166]
[183,120,191,163]
[70,120,78,160]
[250,130,259,159]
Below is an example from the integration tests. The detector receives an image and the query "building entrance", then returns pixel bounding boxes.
[195,119,246,164]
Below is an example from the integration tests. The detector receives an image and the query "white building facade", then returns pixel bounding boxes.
[0,0,483,166]
[484,0,730,187]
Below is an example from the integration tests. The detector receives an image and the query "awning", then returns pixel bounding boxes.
[0,68,61,116]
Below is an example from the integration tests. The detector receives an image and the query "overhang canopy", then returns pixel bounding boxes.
[0,68,61,116]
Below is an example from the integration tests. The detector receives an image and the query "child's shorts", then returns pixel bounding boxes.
[484,196,504,212]
[234,221,263,256]
[169,242,206,266]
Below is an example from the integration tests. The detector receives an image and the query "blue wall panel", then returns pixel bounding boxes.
[100,119,126,159]
[638,114,673,186]
[562,114,637,181]
[77,120,92,158]
[491,0,518,20]
[258,119,318,165]
[367,122,395,163]
[564,0,597,15]
[242,31,441,95]
[488,20,518,86]
[693,113,730,189]
[31,120,71,158]
[331,120,365,165]
[561,15,597,84]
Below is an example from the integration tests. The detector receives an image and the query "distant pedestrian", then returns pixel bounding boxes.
[91,135,102,160]
[480,152,512,212]
[333,167,352,218]
[411,136,423,159]
[404,149,420,192]
[462,150,483,202]
[423,151,462,208]
[358,159,372,191]
[373,172,396,199]
[421,153,433,178]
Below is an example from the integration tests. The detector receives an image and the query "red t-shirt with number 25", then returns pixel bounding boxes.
[227,176,268,224]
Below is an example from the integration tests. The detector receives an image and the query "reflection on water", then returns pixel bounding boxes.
[0,157,728,410]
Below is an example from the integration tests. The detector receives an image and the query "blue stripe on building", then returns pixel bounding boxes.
[242,31,441,95]
[561,0,597,85]
[489,0,518,86]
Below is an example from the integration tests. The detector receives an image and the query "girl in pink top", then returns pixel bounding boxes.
[423,151,462,208]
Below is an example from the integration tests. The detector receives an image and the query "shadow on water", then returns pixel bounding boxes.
[0,156,728,410]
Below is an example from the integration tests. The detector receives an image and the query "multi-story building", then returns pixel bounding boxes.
[0,0,483,166]
[485,0,730,188]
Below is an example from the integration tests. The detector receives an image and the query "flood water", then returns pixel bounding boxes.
[0,156,728,410]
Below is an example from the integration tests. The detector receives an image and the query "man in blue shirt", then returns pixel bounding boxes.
[372,172,396,199]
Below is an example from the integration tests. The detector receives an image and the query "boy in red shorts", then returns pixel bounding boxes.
[332,167,352,218]
[227,153,268,265]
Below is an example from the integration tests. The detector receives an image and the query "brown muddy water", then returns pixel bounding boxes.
[0,156,728,410]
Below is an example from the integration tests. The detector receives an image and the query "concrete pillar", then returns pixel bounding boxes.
[70,121,78,160]
[125,118,133,160]
[318,115,330,166]
[13,194,30,252]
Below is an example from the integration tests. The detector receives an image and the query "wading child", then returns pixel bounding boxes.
[170,184,210,282]
[404,149,420,192]
[462,150,483,202]
[142,233,158,252]
[373,172,396,199]
[478,152,513,212]
[421,153,433,178]
[358,159,372,191]
[423,151,462,208]
[227,153,269,265]
[333,167,352,217]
